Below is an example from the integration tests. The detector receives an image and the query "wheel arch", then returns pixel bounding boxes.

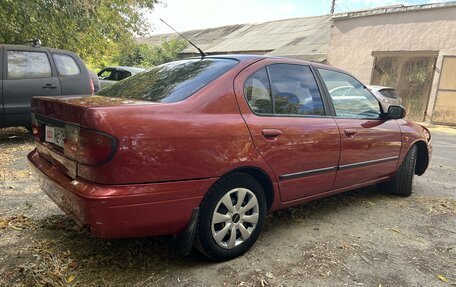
[410,140,429,176]
[216,166,276,210]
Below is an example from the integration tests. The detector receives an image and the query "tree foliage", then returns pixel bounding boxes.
[0,0,157,68]
[115,39,188,68]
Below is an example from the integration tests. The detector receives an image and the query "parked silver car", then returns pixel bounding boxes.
[97,66,145,89]
[367,85,402,111]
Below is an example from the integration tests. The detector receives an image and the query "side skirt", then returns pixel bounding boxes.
[275,176,390,210]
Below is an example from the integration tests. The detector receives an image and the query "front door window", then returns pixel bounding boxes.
[318,68,382,118]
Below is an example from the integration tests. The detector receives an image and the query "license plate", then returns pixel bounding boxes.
[45,126,65,148]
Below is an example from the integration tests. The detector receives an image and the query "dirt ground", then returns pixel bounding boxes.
[0,126,455,287]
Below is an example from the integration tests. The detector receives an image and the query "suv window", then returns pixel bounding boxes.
[268,64,325,116]
[318,68,381,118]
[7,51,52,79]
[53,54,80,76]
[244,68,273,114]
[98,58,238,103]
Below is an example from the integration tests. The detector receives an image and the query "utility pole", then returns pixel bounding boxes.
[330,0,336,14]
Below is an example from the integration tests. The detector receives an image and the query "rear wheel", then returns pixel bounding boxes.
[195,173,267,261]
[379,145,417,196]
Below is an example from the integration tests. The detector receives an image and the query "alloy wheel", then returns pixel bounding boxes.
[211,188,259,249]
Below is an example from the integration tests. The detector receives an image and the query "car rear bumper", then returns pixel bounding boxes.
[28,149,217,238]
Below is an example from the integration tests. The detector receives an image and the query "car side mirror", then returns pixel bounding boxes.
[387,105,406,119]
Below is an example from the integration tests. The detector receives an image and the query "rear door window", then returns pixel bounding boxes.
[244,64,326,116]
[7,51,52,79]
[53,54,80,76]
[244,68,273,114]
[98,58,238,102]
[268,64,325,116]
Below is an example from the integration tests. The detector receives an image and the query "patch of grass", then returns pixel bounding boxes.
[414,195,456,215]
[18,239,79,287]
[0,127,34,181]
[0,127,29,138]
[0,215,36,231]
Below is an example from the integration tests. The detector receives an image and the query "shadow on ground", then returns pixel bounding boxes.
[3,186,401,286]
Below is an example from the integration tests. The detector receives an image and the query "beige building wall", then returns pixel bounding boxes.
[327,6,456,122]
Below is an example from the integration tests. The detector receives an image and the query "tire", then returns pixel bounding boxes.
[194,172,267,261]
[379,145,417,196]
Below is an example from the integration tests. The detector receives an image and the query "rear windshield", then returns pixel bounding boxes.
[97,58,238,103]
[379,89,398,99]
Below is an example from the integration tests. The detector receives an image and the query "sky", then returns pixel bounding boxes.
[147,0,453,34]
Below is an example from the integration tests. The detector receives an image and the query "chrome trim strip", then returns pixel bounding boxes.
[338,156,399,170]
[279,156,399,180]
[279,166,337,180]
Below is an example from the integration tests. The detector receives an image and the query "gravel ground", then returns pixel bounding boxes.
[0,126,455,287]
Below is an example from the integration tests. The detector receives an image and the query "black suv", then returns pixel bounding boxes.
[0,44,92,128]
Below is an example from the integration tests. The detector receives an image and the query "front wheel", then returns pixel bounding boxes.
[379,145,417,196]
[195,173,267,261]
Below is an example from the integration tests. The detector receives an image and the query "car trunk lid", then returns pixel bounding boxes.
[31,95,150,124]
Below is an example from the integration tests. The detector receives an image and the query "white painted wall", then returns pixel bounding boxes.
[327,6,456,122]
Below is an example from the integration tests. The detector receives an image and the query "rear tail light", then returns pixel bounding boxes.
[31,114,43,140]
[63,125,80,160]
[63,124,116,165]
[77,129,116,165]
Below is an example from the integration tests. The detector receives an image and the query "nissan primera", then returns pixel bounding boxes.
[28,55,431,261]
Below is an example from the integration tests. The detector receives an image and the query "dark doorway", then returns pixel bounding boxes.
[371,51,437,121]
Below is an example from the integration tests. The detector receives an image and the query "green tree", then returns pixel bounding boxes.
[114,43,152,67]
[146,38,188,66]
[0,0,157,68]
[115,39,188,68]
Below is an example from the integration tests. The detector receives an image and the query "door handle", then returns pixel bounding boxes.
[344,129,358,137]
[43,83,57,89]
[262,129,283,141]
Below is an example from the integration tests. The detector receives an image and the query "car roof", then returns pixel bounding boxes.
[103,66,146,73]
[203,54,347,73]
[1,44,81,57]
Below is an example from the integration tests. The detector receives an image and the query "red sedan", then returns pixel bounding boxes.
[28,55,431,261]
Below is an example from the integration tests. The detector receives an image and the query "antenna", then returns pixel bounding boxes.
[160,18,207,59]
[330,0,336,14]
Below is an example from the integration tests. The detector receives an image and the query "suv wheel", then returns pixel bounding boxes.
[195,173,267,261]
